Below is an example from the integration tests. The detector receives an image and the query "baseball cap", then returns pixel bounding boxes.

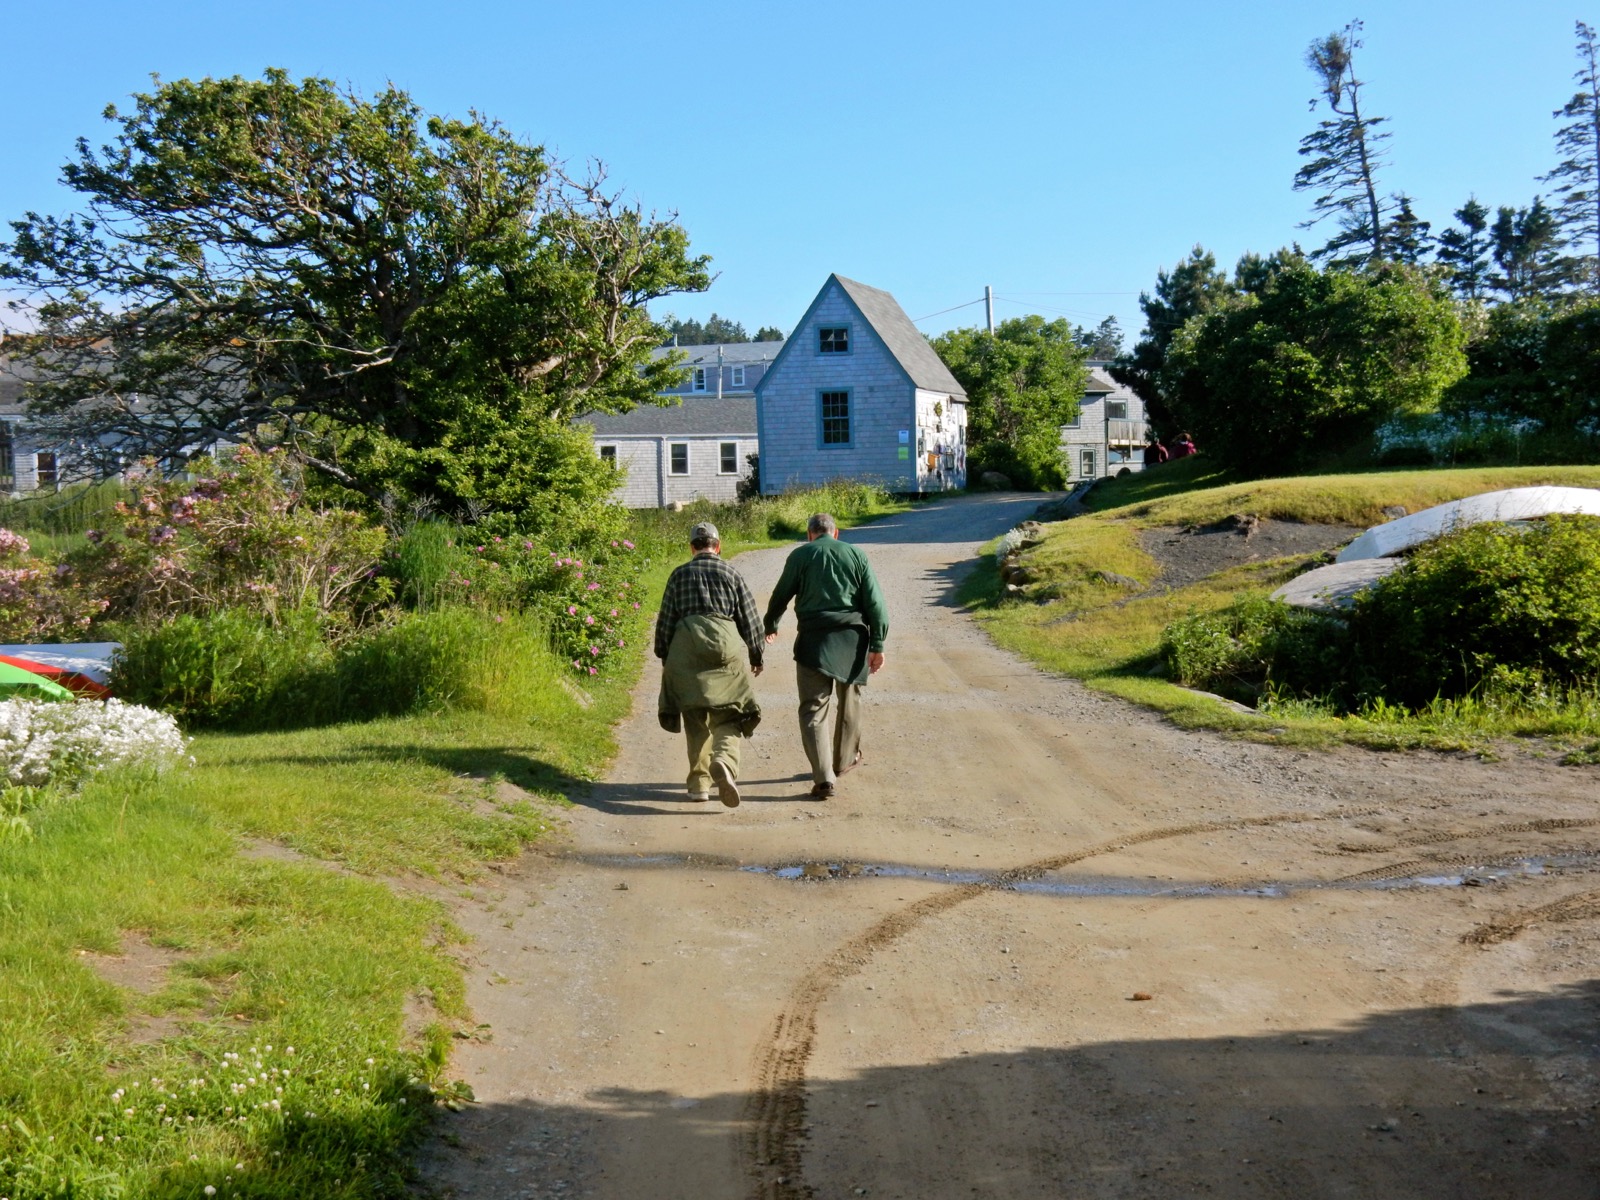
[690,521,720,542]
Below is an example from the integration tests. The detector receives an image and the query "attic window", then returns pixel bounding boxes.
[598,445,617,465]
[819,326,849,354]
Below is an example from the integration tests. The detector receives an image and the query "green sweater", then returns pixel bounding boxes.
[763,536,889,684]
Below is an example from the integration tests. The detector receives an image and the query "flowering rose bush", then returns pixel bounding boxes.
[69,449,390,624]
[0,527,108,641]
[0,698,188,788]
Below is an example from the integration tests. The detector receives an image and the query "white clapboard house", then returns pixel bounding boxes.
[754,275,968,495]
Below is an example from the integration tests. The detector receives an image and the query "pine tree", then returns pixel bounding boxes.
[1489,198,1576,299]
[1544,21,1600,291]
[1294,21,1393,266]
[1388,194,1433,264]
[1435,199,1492,299]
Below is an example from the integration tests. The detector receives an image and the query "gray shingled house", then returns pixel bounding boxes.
[574,341,777,508]
[754,274,967,495]
[1060,363,1151,481]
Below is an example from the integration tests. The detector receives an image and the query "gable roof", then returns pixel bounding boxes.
[1084,367,1120,394]
[753,274,968,400]
[577,396,756,438]
[831,275,966,397]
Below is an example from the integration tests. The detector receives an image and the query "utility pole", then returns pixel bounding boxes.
[984,285,995,335]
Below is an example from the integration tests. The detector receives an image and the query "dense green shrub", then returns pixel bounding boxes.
[1163,515,1600,713]
[1161,595,1348,704]
[1348,515,1600,707]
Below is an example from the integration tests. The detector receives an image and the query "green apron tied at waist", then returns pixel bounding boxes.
[796,609,871,686]
[658,613,762,736]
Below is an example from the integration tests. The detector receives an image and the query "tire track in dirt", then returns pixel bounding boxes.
[1336,817,1599,854]
[740,808,1370,1200]
[1463,889,1600,946]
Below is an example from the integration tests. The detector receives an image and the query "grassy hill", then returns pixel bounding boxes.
[964,464,1600,752]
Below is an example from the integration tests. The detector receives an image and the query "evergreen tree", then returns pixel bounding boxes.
[754,325,785,342]
[1489,198,1576,299]
[1294,21,1394,266]
[1073,315,1123,357]
[1544,21,1600,291]
[1388,194,1433,264]
[1435,198,1492,299]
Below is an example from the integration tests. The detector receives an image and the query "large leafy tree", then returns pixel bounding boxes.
[1111,246,1235,434]
[931,316,1087,490]
[1444,297,1600,432]
[0,70,710,525]
[1162,258,1466,474]
[1294,22,1394,266]
[1544,21,1600,291]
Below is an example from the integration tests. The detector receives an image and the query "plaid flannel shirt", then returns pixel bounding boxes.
[654,552,765,666]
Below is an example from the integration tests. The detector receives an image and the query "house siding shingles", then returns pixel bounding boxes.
[579,395,757,508]
[1060,365,1149,481]
[757,282,916,494]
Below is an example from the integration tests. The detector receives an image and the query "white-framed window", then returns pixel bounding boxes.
[819,326,849,354]
[1106,400,1128,420]
[820,390,851,445]
[1080,448,1096,478]
[598,444,617,465]
[719,442,739,474]
[730,365,746,387]
[669,443,690,475]
[692,368,707,392]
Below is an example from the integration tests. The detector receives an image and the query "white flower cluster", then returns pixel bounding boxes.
[0,698,188,787]
[995,528,1026,563]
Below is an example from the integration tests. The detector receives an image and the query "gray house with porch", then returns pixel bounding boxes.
[1060,363,1150,481]
[754,275,967,495]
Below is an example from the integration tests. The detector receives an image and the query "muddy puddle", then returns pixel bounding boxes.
[554,850,1600,898]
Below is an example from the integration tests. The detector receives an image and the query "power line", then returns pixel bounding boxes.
[909,297,986,324]
[1001,290,1142,297]
[992,295,1115,321]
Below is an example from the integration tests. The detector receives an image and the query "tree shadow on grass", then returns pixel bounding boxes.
[414,979,1600,1199]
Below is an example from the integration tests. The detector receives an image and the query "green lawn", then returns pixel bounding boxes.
[968,464,1600,752]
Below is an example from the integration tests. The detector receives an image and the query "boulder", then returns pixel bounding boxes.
[1381,505,1408,520]
[1093,570,1141,590]
[980,471,1014,490]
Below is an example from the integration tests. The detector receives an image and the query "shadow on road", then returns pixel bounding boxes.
[418,979,1600,1199]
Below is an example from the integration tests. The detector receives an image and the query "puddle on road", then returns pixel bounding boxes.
[556,850,1598,899]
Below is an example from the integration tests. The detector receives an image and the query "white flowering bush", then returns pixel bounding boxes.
[0,698,188,788]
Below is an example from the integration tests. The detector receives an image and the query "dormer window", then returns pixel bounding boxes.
[819,326,849,354]
[730,365,746,387]
[692,368,707,392]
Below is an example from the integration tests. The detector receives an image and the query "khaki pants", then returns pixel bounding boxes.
[796,664,862,786]
[683,708,743,795]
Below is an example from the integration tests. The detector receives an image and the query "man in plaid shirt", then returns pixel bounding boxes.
[655,522,764,806]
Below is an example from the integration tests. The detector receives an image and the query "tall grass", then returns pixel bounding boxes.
[0,478,128,535]
[113,607,569,730]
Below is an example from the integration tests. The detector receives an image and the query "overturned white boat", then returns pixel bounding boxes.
[1336,486,1600,563]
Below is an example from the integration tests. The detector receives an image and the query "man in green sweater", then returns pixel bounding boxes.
[763,513,889,799]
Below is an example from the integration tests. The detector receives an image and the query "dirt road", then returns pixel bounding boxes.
[420,493,1600,1199]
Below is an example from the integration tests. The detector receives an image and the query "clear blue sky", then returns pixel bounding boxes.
[1,0,1590,345]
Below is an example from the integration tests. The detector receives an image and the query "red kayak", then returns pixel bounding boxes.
[0,654,111,699]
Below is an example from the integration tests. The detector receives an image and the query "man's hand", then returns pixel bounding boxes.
[764,631,778,645]
[752,663,764,677]
[868,652,885,675]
